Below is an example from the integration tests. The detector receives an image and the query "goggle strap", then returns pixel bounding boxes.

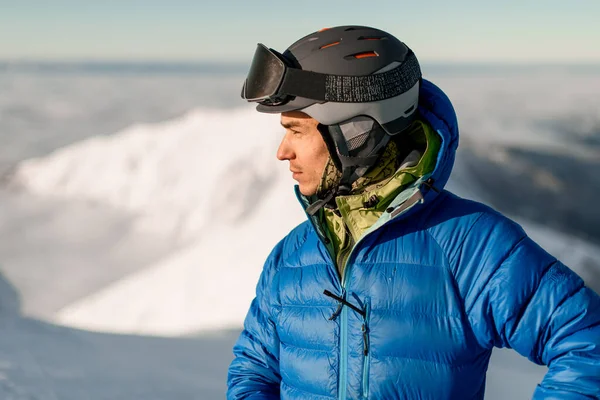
[276,51,421,103]
[281,68,327,102]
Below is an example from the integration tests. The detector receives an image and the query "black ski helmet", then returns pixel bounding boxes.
[242,25,422,212]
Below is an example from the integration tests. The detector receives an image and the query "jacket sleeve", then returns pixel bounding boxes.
[227,243,282,399]
[455,212,600,399]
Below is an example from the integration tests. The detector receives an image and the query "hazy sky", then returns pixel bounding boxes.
[1,0,599,63]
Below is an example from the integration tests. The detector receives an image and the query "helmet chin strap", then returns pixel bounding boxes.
[305,122,387,216]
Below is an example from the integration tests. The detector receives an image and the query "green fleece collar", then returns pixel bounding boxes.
[326,119,440,241]
[315,119,441,274]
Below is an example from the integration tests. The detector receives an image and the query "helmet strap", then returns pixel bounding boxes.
[307,122,386,216]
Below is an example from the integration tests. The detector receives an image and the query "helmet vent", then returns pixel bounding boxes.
[345,51,379,60]
[358,36,387,41]
[344,26,368,31]
[320,41,341,49]
[347,132,370,151]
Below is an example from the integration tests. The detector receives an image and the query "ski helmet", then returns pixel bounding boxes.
[242,25,422,212]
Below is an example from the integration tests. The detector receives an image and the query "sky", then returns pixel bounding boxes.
[1,0,600,64]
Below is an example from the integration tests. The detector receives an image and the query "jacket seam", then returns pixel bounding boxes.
[465,233,528,316]
[536,272,587,365]
[280,260,442,269]
[371,308,462,319]
[280,262,329,270]
[274,229,311,317]
[507,259,558,343]
[536,382,600,399]
[424,230,450,269]
[424,227,473,335]
[423,228,460,304]
[351,261,439,268]
[448,212,485,268]
[281,226,311,268]
[281,340,332,354]
[372,353,472,369]
[281,303,336,309]
[281,379,337,399]
[241,329,280,369]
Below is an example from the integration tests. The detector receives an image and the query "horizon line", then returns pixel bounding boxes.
[2,58,600,65]
[1,59,599,75]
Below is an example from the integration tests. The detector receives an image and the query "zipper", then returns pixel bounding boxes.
[339,212,353,400]
[361,297,371,399]
[295,184,428,400]
[295,189,348,400]
[337,187,425,400]
[339,294,348,400]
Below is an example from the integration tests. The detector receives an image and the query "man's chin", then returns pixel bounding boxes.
[298,184,317,197]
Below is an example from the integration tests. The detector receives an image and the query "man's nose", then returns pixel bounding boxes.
[276,135,294,161]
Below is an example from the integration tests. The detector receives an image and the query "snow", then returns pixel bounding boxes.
[0,316,238,399]
[9,107,297,241]
[6,93,600,337]
[55,198,303,335]
[0,189,177,320]
[6,107,310,334]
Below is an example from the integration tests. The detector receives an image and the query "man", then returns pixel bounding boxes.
[227,25,600,399]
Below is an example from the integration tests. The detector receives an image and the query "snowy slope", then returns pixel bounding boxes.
[0,316,237,400]
[54,186,304,335]
[7,107,307,334]
[8,107,298,241]
[7,103,600,336]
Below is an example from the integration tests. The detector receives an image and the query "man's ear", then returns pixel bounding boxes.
[317,123,342,172]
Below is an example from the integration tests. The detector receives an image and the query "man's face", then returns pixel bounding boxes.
[277,111,330,196]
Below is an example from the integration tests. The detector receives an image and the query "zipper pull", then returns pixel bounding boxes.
[363,195,379,209]
[362,298,371,356]
[362,324,369,356]
[329,302,343,321]
[423,177,440,193]
[323,289,366,318]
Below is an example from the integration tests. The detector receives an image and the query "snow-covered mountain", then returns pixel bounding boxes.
[5,103,599,335]
[1,67,599,399]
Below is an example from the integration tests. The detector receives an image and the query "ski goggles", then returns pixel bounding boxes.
[241,43,422,106]
[241,44,291,104]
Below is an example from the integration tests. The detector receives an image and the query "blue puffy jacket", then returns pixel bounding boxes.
[227,80,600,399]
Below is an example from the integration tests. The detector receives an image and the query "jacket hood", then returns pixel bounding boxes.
[417,78,459,193]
